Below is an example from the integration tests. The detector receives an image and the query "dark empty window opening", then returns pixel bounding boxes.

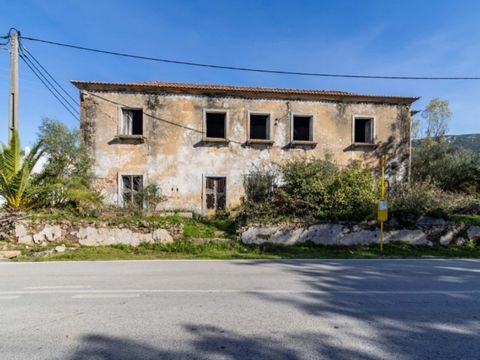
[293,116,312,141]
[205,112,226,139]
[354,118,374,143]
[250,114,270,140]
[122,109,143,136]
[205,177,226,210]
[122,175,143,208]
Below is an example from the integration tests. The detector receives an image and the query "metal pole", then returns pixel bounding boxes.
[380,221,384,252]
[8,30,19,141]
[381,155,385,199]
[380,154,386,252]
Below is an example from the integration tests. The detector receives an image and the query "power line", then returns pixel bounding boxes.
[20,34,480,81]
[19,53,80,121]
[20,44,79,104]
[20,51,79,115]
[19,46,79,115]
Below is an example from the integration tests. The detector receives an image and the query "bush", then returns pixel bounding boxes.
[412,139,480,193]
[244,166,277,203]
[240,158,377,222]
[328,163,378,220]
[138,184,167,211]
[390,181,480,224]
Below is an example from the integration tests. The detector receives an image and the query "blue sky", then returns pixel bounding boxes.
[1,0,480,146]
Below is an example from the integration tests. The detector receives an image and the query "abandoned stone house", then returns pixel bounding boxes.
[72,80,418,213]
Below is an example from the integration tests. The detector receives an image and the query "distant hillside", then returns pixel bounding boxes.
[444,134,480,153]
[413,134,480,153]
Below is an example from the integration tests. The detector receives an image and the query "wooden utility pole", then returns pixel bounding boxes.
[8,30,19,141]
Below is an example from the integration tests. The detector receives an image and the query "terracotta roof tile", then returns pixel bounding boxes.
[71,80,419,104]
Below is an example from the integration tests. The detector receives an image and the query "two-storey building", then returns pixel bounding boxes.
[72,80,418,213]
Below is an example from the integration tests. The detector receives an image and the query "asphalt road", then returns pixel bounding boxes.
[1,259,479,360]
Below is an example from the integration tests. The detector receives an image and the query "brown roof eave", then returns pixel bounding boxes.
[71,80,419,105]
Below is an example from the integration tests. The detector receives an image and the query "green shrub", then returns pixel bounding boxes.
[390,181,480,224]
[328,163,377,220]
[412,139,480,193]
[244,166,276,203]
[137,184,167,211]
[277,158,338,219]
[240,158,377,222]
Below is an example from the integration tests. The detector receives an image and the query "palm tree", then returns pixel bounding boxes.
[0,131,44,209]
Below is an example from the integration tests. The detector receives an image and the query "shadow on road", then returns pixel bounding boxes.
[230,259,480,359]
[66,259,480,359]
[69,325,303,360]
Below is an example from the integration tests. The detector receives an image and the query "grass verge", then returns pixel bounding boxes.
[14,240,480,262]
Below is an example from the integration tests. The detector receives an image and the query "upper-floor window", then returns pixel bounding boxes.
[121,108,143,136]
[249,113,271,141]
[353,116,374,144]
[205,111,227,140]
[292,115,314,142]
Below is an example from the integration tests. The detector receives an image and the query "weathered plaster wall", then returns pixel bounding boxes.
[80,91,411,213]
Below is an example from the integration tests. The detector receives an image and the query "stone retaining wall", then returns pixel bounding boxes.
[240,218,480,246]
[4,219,183,247]
[2,215,480,248]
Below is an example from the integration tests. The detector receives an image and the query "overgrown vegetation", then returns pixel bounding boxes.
[239,98,479,225]
[241,158,377,223]
[412,140,480,193]
[138,184,167,211]
[394,98,480,222]
[389,181,480,224]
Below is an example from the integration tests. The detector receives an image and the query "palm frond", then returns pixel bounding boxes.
[0,131,43,209]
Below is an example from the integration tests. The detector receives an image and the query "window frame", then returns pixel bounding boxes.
[118,173,144,208]
[290,113,316,145]
[203,109,229,143]
[352,115,376,145]
[118,107,144,139]
[247,111,274,144]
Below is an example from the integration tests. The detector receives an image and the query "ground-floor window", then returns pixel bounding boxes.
[205,177,226,210]
[122,175,143,208]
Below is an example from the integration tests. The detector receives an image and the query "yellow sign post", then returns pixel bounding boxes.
[377,155,388,251]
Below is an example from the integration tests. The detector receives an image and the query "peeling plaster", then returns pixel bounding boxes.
[81,91,412,213]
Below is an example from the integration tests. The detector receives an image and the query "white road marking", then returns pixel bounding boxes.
[0,295,19,300]
[72,294,140,299]
[24,285,90,290]
[0,289,480,296]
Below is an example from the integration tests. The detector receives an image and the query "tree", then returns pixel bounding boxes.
[412,140,480,193]
[411,117,421,140]
[35,118,91,185]
[31,118,101,213]
[0,131,44,209]
[422,98,452,139]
